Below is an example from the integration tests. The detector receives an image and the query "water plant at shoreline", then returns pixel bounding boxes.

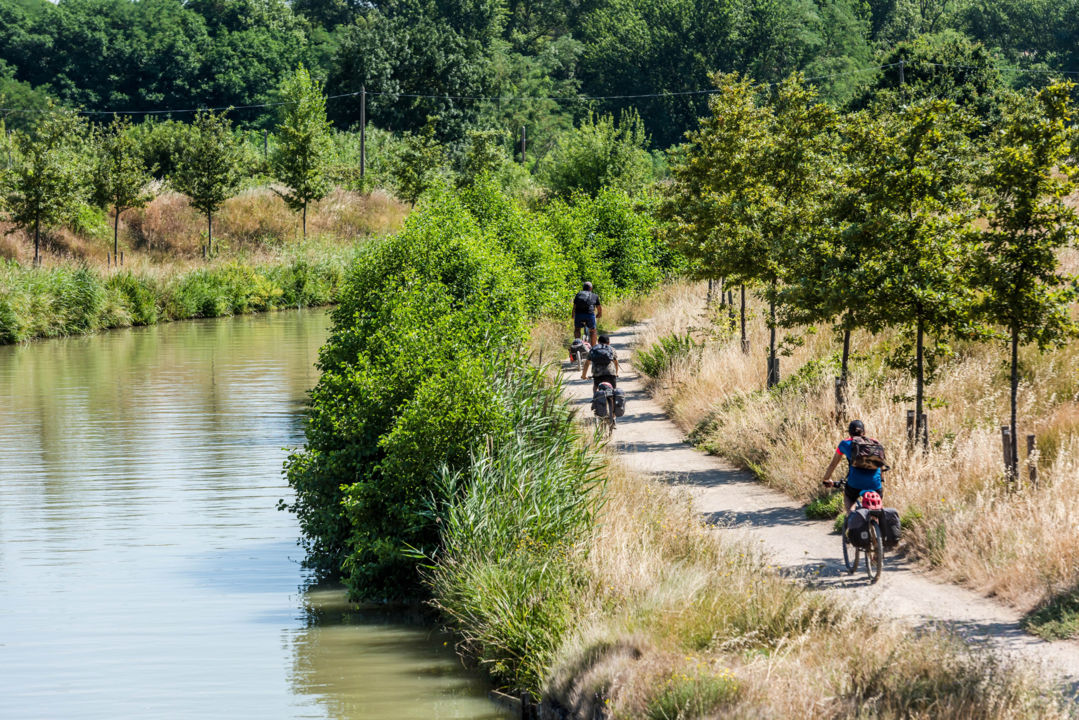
[0,246,349,344]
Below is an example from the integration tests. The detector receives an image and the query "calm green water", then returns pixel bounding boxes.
[0,310,509,720]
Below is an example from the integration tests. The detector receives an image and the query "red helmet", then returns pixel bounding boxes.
[860,491,882,510]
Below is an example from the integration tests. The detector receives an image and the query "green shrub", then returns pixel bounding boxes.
[106,272,159,325]
[646,668,740,720]
[53,267,106,333]
[285,189,529,595]
[805,491,843,521]
[637,332,698,378]
[541,110,653,198]
[1023,589,1079,640]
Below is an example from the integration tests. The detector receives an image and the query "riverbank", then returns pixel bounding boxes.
[0,185,413,344]
[0,241,352,344]
[633,279,1079,640]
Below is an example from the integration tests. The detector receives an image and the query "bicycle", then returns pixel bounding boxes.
[569,332,590,371]
[826,480,884,583]
[593,381,618,437]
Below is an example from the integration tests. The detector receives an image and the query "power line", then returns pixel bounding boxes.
[1,63,901,117]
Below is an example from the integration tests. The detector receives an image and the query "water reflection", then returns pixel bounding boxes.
[289,590,510,720]
[0,310,508,720]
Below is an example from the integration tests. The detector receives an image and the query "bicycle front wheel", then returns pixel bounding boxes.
[864,520,883,583]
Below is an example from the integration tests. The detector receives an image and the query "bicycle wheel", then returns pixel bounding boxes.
[607,396,617,429]
[841,518,858,574]
[864,520,883,583]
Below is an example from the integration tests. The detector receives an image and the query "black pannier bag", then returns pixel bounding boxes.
[591,385,612,417]
[845,508,872,548]
[612,388,626,417]
[881,508,902,547]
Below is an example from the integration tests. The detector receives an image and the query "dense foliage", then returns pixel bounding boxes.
[284,182,670,598]
[4,0,1079,151]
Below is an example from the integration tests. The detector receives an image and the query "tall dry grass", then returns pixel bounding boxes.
[3,186,409,267]
[545,460,1070,718]
[635,281,1079,611]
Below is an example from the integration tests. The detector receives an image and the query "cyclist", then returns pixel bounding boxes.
[581,334,620,391]
[572,281,602,347]
[822,419,883,515]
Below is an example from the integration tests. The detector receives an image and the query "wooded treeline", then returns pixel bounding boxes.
[3,0,1079,149]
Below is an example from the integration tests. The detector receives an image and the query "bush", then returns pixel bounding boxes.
[540,110,654,198]
[636,332,698,378]
[285,189,529,595]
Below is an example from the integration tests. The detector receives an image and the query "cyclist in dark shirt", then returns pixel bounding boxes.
[572,281,601,347]
[581,335,620,390]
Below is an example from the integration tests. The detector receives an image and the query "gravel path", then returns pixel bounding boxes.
[562,324,1079,690]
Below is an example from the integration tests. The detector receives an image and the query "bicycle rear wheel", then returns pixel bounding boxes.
[841,519,858,574]
[607,396,617,429]
[864,520,883,583]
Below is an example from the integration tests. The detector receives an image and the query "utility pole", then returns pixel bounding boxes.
[360,86,366,184]
[520,125,526,165]
[263,129,268,160]
[899,58,905,85]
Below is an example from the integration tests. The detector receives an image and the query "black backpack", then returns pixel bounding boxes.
[573,290,597,315]
[589,345,615,371]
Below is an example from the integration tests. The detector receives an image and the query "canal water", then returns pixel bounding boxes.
[0,310,509,720]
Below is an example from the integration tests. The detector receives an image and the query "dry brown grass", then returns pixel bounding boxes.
[634,281,1079,611]
[5,185,410,268]
[545,459,1070,718]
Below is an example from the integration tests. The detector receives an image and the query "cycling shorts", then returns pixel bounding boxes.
[574,313,596,330]
[845,484,882,510]
[592,374,617,391]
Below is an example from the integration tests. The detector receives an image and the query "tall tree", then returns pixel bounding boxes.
[90,115,154,259]
[660,73,770,353]
[171,109,244,256]
[976,81,1079,478]
[840,99,979,447]
[272,66,333,238]
[1,104,87,265]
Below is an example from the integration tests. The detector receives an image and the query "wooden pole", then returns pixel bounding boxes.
[263,129,268,160]
[360,86,366,184]
[1027,434,1038,487]
[520,125,527,165]
[740,285,748,353]
[906,410,915,448]
[1001,425,1015,479]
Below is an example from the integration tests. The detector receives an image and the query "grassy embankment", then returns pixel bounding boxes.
[632,268,1079,640]
[0,187,408,343]
[284,183,1071,718]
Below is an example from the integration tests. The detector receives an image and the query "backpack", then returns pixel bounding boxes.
[881,508,901,547]
[612,388,626,417]
[845,508,872,548]
[570,338,586,354]
[589,345,615,372]
[849,436,887,470]
[573,290,597,315]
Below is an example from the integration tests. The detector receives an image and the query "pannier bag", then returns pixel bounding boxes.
[845,508,872,548]
[592,383,613,417]
[881,507,902,547]
[612,388,626,417]
[570,338,586,355]
[850,436,887,470]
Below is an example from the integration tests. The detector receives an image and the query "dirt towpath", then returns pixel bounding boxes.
[563,324,1079,689]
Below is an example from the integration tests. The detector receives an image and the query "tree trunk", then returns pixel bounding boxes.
[727,290,735,331]
[916,316,926,449]
[207,213,213,257]
[113,208,121,260]
[33,216,40,267]
[1009,323,1020,480]
[302,203,308,239]
[841,327,851,384]
[740,285,748,353]
[767,283,778,388]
